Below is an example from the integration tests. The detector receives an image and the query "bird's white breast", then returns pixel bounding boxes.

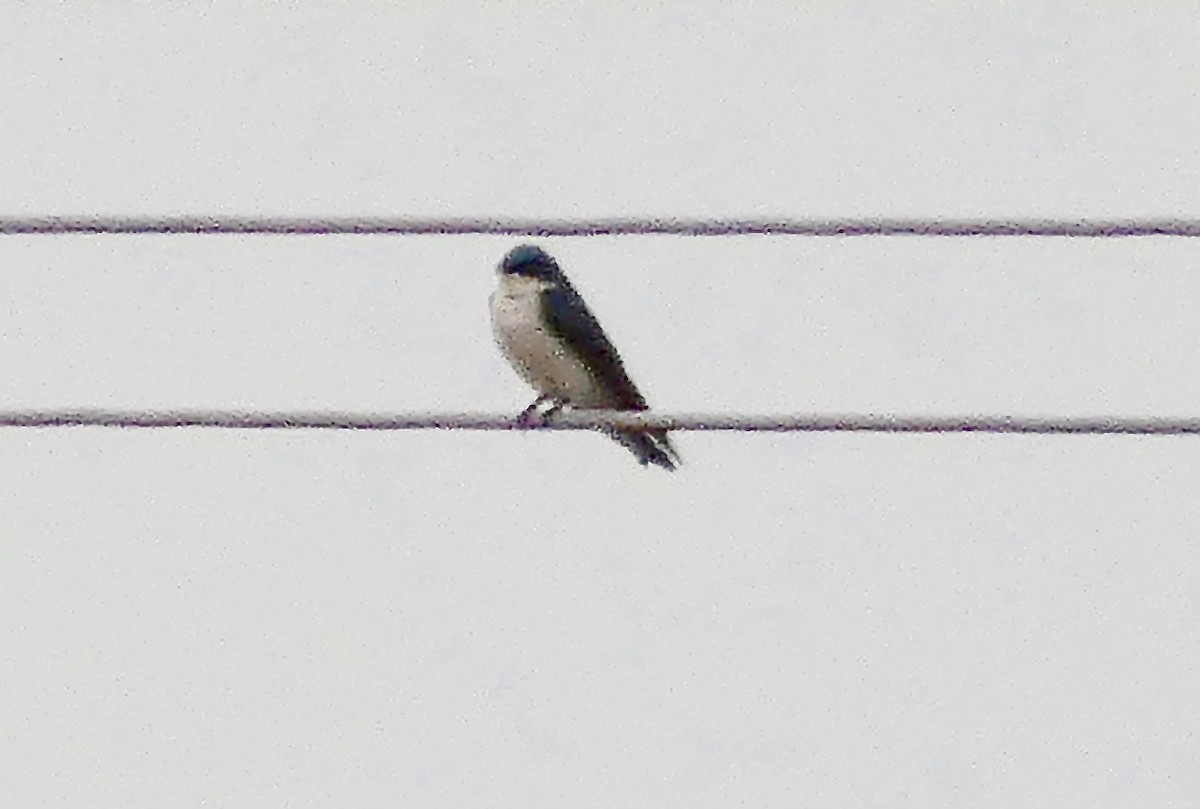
[489,274,608,406]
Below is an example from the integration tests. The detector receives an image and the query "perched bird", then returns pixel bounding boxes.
[489,244,680,470]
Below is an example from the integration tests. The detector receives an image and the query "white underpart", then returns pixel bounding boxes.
[489,273,610,407]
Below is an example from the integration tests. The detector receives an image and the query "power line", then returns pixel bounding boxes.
[1,410,1198,435]
[2,216,1199,237]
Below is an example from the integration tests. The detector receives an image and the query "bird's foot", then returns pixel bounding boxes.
[518,395,548,425]
[517,396,566,427]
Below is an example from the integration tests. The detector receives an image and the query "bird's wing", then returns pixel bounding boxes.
[540,278,648,410]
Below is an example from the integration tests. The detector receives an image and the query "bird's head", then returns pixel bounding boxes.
[498,244,562,283]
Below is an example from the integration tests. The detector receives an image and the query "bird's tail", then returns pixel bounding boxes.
[607,427,681,471]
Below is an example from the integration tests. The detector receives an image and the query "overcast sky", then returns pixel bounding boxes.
[2,3,1199,806]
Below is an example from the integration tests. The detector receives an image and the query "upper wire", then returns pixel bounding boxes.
[2,216,1199,237]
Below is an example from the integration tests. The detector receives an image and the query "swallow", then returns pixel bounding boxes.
[489,244,680,470]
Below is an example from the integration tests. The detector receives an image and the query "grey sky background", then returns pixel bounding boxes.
[2,3,1198,806]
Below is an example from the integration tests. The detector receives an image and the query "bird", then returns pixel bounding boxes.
[489,244,680,470]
